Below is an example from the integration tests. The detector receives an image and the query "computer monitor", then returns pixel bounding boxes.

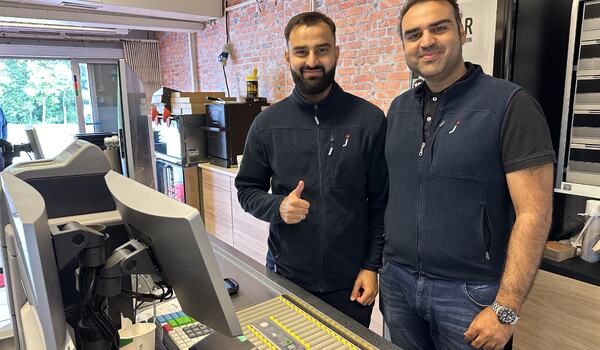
[24,126,44,160]
[1,172,74,349]
[104,170,243,337]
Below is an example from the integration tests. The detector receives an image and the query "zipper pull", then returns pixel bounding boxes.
[328,136,334,156]
[342,134,350,147]
[485,251,491,261]
[449,120,460,134]
[314,103,320,125]
[418,142,426,157]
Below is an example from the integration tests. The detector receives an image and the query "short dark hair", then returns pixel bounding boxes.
[284,12,336,44]
[398,0,462,39]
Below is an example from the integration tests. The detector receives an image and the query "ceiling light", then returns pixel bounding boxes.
[0,21,128,35]
[60,1,102,10]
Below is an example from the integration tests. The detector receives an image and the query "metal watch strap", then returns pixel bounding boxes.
[490,301,519,325]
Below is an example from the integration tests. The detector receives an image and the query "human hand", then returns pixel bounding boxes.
[350,269,378,306]
[464,307,514,350]
[279,180,310,224]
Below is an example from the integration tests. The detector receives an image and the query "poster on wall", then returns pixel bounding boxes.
[409,0,499,87]
[458,0,498,75]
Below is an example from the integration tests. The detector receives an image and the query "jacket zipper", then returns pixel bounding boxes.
[482,205,492,262]
[315,102,325,292]
[416,96,444,274]
[328,136,335,181]
[416,134,424,274]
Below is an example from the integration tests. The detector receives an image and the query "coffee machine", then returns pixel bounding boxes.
[204,102,264,168]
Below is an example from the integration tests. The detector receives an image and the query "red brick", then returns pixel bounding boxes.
[157,0,408,107]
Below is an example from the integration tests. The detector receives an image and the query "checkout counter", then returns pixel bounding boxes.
[200,236,398,350]
[0,140,399,350]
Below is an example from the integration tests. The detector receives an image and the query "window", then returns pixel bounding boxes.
[0,58,79,161]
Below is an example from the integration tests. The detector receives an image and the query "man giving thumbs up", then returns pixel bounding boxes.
[279,181,310,224]
[235,12,387,328]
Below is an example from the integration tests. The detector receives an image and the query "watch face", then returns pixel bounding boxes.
[498,307,516,324]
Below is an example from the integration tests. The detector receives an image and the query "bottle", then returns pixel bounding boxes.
[246,67,258,98]
[581,200,600,263]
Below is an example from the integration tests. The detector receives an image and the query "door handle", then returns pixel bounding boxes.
[118,129,126,158]
[201,126,226,132]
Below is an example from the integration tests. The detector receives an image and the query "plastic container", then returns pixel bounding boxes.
[246,67,258,98]
[118,319,156,350]
[580,200,600,263]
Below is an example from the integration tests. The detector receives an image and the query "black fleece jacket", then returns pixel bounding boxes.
[235,82,388,292]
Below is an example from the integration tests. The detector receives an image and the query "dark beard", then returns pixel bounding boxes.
[291,65,336,96]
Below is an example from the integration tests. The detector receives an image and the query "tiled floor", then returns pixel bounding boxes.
[0,287,13,349]
[0,288,10,324]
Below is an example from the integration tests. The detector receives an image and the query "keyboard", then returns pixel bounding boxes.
[149,295,376,350]
[155,310,213,350]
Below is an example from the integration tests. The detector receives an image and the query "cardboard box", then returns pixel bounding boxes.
[543,241,577,262]
[170,92,227,114]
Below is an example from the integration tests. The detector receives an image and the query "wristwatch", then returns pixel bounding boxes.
[490,301,519,325]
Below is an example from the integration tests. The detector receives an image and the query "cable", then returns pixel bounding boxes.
[88,296,119,350]
[222,65,231,97]
[68,265,119,349]
[121,285,173,302]
[65,267,97,316]
[81,268,97,307]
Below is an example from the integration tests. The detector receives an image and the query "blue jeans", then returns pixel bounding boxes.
[379,261,500,350]
[266,248,275,271]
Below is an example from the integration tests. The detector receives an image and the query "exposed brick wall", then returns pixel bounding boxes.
[157,32,193,91]
[157,0,410,112]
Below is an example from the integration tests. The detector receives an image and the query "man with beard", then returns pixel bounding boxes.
[381,1,554,349]
[235,12,387,327]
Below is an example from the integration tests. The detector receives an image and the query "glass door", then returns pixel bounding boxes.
[72,60,119,133]
[71,60,119,134]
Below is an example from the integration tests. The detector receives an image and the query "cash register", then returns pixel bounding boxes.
[0,160,394,349]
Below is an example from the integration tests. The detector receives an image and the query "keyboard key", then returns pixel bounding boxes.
[176,316,193,326]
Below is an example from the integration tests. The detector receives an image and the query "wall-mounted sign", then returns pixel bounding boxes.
[408,0,500,88]
[458,0,498,75]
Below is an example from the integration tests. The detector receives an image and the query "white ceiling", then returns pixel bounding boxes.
[0,0,223,33]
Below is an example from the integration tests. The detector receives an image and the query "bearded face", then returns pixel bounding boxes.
[290,64,337,96]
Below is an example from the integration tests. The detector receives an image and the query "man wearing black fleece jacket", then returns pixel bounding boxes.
[234,12,388,327]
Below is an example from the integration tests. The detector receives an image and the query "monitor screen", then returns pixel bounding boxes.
[1,172,70,348]
[25,126,44,160]
[104,170,243,337]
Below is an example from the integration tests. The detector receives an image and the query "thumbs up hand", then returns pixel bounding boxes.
[279,180,311,224]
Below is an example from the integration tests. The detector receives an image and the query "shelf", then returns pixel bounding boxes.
[555,182,600,199]
[541,257,600,287]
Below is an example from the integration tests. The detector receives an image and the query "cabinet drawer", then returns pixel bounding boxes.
[202,168,231,191]
[582,2,600,41]
[571,111,600,142]
[202,183,233,245]
[574,77,600,110]
[232,205,269,265]
[578,42,600,76]
[567,143,600,186]
[514,270,600,349]
[230,178,269,263]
